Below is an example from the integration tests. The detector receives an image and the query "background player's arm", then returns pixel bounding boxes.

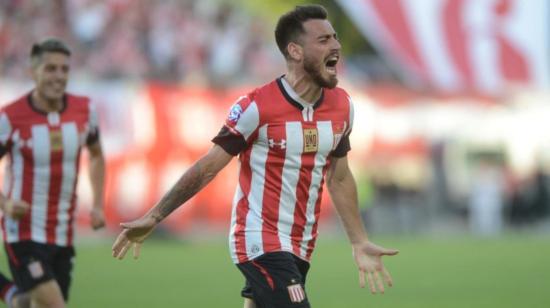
[327,155,398,294]
[0,151,29,219]
[112,145,233,259]
[0,114,29,219]
[0,195,29,220]
[87,140,106,230]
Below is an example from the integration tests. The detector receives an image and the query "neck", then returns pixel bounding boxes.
[284,70,322,104]
[32,90,63,113]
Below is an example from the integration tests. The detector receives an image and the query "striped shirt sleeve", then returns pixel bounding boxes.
[212,96,260,155]
[331,95,354,157]
[0,111,12,157]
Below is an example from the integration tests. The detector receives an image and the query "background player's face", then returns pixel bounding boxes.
[31,52,70,102]
[300,19,341,89]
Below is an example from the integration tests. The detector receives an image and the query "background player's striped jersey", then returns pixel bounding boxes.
[213,77,354,263]
[0,93,99,247]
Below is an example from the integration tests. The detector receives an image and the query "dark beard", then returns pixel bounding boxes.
[304,57,338,89]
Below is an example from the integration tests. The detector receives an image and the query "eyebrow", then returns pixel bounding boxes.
[317,33,337,40]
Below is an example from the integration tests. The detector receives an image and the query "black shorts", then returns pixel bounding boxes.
[237,251,311,308]
[4,241,75,301]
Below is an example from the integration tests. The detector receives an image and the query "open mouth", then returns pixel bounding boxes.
[325,56,339,75]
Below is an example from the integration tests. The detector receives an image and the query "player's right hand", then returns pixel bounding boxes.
[4,199,30,220]
[112,216,157,260]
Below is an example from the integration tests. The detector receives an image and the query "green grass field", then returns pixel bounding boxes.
[2,235,549,308]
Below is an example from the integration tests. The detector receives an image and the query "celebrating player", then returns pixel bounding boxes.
[113,5,398,308]
[0,38,106,308]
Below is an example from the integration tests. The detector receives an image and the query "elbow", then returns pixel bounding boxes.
[326,176,341,194]
[326,172,335,188]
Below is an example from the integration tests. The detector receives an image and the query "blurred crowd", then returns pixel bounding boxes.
[0,0,284,86]
[359,144,550,236]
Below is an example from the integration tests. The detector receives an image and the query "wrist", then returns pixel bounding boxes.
[150,213,164,224]
[351,238,369,248]
[144,208,164,224]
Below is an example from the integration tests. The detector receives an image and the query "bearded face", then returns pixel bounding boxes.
[303,51,339,89]
[298,19,341,89]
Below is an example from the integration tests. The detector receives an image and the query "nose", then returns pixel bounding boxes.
[332,38,341,51]
[54,68,68,80]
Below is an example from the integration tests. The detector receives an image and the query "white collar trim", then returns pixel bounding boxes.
[280,77,315,107]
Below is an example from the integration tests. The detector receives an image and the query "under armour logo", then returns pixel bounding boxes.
[269,138,286,149]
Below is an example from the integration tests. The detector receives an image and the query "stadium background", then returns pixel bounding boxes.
[0,0,549,307]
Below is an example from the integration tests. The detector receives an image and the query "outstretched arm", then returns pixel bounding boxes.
[87,140,106,230]
[112,145,233,259]
[326,156,398,294]
[147,145,232,224]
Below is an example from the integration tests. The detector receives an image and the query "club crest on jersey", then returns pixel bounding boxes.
[303,128,318,153]
[269,138,286,149]
[227,103,243,124]
[287,283,305,303]
[50,130,63,151]
[28,260,45,279]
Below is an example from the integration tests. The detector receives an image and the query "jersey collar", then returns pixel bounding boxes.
[276,76,324,111]
[27,92,67,115]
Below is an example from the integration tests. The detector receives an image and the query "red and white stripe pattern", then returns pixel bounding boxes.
[287,283,306,303]
[338,0,550,93]
[1,93,98,246]
[227,78,353,263]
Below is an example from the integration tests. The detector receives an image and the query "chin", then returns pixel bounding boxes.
[47,91,65,101]
[320,75,338,89]
[326,77,338,89]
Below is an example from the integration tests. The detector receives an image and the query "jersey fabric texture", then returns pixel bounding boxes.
[213,77,354,264]
[0,93,100,247]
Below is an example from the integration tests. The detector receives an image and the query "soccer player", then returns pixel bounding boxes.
[0,38,106,308]
[113,5,398,308]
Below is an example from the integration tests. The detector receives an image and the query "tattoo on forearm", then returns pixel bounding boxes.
[152,162,205,223]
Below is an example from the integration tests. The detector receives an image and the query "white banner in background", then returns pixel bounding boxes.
[338,0,550,93]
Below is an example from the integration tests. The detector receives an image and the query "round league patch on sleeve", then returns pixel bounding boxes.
[227,103,243,125]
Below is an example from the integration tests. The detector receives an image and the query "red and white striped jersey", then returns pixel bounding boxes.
[0,93,100,247]
[213,77,354,263]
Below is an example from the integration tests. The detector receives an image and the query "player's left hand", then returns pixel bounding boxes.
[90,207,105,230]
[352,241,398,294]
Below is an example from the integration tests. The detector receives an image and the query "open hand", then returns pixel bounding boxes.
[112,216,157,260]
[352,241,398,294]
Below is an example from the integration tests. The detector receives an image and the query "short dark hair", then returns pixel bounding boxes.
[30,38,71,60]
[275,5,328,59]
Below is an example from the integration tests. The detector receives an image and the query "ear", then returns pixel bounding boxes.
[287,42,303,62]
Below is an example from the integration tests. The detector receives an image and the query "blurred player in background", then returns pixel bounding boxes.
[113,5,398,308]
[0,38,106,308]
